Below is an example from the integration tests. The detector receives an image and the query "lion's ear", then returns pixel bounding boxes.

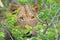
[8,3,20,15]
[32,4,40,12]
[9,3,19,11]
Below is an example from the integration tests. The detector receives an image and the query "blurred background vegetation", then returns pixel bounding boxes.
[0,0,60,40]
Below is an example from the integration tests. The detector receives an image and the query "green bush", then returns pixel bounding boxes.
[0,0,60,40]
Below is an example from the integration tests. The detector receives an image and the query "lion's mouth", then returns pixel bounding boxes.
[23,31,37,38]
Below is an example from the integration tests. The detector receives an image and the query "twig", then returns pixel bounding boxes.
[41,0,47,9]
[33,0,38,4]
[2,25,14,40]
[6,30,14,40]
[43,8,60,34]
[5,0,11,6]
[53,23,58,40]
[38,0,47,23]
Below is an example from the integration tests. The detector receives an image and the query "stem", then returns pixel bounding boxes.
[43,8,60,34]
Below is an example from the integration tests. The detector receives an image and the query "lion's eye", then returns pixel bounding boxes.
[19,17,24,20]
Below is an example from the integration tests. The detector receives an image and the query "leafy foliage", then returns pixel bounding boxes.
[0,0,60,40]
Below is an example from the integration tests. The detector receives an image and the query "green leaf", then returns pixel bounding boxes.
[0,32,5,37]
[25,25,32,32]
[35,24,45,30]
[57,22,60,27]
[17,37,24,40]
[0,23,2,28]
[32,37,39,40]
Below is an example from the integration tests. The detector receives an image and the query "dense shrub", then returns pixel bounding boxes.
[0,0,60,40]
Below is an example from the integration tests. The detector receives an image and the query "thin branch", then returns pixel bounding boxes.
[6,30,14,40]
[48,8,60,26]
[43,8,60,34]
[41,0,47,9]
[5,0,11,6]
[33,0,38,4]
[53,23,58,40]
[2,25,14,40]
